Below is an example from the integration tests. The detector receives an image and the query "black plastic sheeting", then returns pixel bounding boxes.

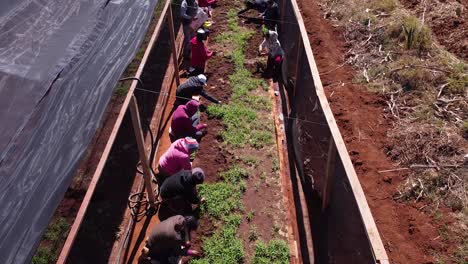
[0,0,159,263]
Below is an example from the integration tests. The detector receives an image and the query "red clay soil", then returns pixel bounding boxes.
[297,1,459,263]
[401,0,468,60]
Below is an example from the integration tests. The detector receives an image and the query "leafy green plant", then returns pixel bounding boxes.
[242,156,259,167]
[44,217,69,241]
[199,182,243,219]
[114,83,129,97]
[246,210,255,222]
[32,247,56,264]
[220,166,249,183]
[32,217,70,264]
[192,214,244,264]
[251,240,290,264]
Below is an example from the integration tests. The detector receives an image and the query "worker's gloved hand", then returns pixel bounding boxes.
[188,249,202,257]
[185,240,192,248]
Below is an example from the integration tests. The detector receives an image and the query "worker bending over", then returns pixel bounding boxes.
[258,30,284,81]
[176,74,220,105]
[158,137,199,185]
[139,215,201,264]
[171,100,207,142]
[180,0,199,58]
[160,168,205,211]
[262,0,279,30]
[189,29,213,75]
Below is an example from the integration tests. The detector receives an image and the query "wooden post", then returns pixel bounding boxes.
[322,137,337,210]
[129,95,157,207]
[168,4,181,86]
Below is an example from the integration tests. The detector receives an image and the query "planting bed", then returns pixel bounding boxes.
[190,4,291,263]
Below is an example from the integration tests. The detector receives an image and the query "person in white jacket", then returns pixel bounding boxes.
[258,30,284,81]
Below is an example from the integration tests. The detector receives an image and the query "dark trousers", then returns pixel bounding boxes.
[266,55,283,82]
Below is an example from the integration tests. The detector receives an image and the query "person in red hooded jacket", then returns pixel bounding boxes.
[170,100,207,142]
[189,29,213,75]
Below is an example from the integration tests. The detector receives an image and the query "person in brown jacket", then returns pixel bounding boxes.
[139,215,200,264]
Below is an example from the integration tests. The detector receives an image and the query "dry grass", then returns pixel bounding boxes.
[387,123,466,208]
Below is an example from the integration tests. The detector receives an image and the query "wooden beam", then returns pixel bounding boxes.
[168,4,181,87]
[287,0,389,262]
[271,82,303,264]
[56,0,172,262]
[294,165,315,263]
[129,95,157,206]
[321,137,337,210]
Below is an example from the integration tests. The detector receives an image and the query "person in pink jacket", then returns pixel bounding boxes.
[170,100,207,142]
[157,137,199,185]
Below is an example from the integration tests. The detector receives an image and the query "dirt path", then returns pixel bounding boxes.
[296,1,458,263]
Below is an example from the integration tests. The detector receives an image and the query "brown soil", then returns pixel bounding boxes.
[297,0,460,263]
[400,0,468,60]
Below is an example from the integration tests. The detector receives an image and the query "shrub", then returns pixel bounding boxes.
[393,67,433,91]
[372,0,397,12]
[446,63,468,95]
[219,166,249,183]
[402,16,432,52]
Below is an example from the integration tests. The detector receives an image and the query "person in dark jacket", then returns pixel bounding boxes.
[262,0,279,30]
[237,0,268,15]
[138,215,201,264]
[160,168,205,205]
[170,100,207,142]
[181,0,199,58]
[176,74,220,105]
